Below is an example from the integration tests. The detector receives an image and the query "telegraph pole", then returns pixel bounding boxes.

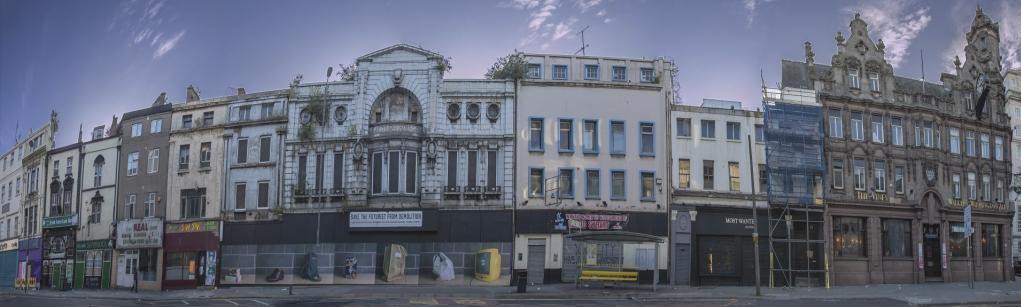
[747,134,761,296]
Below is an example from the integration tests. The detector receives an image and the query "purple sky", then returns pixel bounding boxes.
[1,0,1019,150]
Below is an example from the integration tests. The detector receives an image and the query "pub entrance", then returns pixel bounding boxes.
[923,224,942,281]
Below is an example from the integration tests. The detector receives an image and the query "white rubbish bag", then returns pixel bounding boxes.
[432,252,455,281]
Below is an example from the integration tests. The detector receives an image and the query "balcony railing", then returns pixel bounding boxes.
[230,111,287,124]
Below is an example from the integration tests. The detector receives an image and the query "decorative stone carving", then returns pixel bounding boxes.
[393,68,403,87]
[425,138,439,160]
[835,31,845,45]
[466,102,481,122]
[299,108,312,124]
[333,105,347,125]
[486,103,500,122]
[876,39,885,53]
[446,102,461,122]
[805,41,815,65]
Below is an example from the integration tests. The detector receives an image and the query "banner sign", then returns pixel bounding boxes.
[917,243,923,270]
[116,219,163,249]
[0,239,18,252]
[43,214,78,229]
[77,239,113,251]
[350,211,423,228]
[167,220,219,234]
[565,213,628,231]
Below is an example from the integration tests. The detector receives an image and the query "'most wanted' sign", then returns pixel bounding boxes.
[350,211,423,228]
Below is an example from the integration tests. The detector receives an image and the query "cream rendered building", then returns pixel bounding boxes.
[514,53,673,284]
[1006,69,1021,268]
[76,124,120,288]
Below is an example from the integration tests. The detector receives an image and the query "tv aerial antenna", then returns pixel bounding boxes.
[574,25,590,55]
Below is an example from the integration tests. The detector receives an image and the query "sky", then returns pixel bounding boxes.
[1,0,1019,151]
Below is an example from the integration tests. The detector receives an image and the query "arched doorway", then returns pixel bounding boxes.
[919,191,943,280]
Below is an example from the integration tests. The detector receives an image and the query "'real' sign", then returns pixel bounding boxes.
[116,218,163,249]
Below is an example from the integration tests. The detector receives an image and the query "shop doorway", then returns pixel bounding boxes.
[117,251,137,288]
[923,224,942,280]
[526,239,545,285]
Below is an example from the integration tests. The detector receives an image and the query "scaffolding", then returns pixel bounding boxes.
[762,87,828,288]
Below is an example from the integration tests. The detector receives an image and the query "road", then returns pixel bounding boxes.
[0,295,926,306]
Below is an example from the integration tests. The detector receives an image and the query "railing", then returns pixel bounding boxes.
[230,111,287,124]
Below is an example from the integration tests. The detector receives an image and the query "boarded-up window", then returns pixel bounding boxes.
[487,150,497,187]
[258,181,269,208]
[388,151,400,193]
[406,152,417,193]
[447,151,458,187]
[467,151,478,187]
[333,153,343,191]
[235,183,246,210]
[237,138,248,164]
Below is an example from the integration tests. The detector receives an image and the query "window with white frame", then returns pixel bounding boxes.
[640,172,655,201]
[994,136,1003,160]
[967,172,977,200]
[894,166,904,194]
[131,123,142,137]
[923,121,934,147]
[891,117,903,145]
[178,144,190,170]
[830,109,843,138]
[144,192,156,217]
[832,159,844,189]
[584,64,599,80]
[526,64,541,79]
[868,72,880,92]
[965,131,976,156]
[676,118,691,137]
[147,148,159,174]
[981,134,990,159]
[528,168,543,198]
[529,118,543,151]
[982,174,991,201]
[949,128,961,154]
[848,69,860,88]
[640,68,654,83]
[583,120,598,153]
[952,174,961,199]
[552,65,567,80]
[611,66,626,81]
[150,119,162,134]
[871,114,884,143]
[610,121,625,155]
[873,160,886,192]
[853,158,865,190]
[850,112,863,140]
[640,123,654,156]
[127,152,139,176]
[558,119,574,152]
[125,194,136,219]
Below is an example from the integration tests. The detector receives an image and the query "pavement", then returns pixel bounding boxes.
[1,280,1020,306]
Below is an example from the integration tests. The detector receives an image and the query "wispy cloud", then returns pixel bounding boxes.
[109,0,184,60]
[153,30,185,59]
[941,1,1021,71]
[503,0,609,50]
[999,0,1021,69]
[846,0,932,69]
[742,0,774,26]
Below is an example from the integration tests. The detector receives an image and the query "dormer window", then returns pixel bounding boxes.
[868,72,880,92]
[848,69,860,89]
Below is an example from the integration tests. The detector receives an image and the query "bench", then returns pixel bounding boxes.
[577,270,638,287]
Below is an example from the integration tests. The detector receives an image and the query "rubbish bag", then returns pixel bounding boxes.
[432,252,455,281]
[302,252,321,282]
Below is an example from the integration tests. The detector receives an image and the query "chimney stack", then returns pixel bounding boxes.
[186,85,200,102]
[153,92,167,106]
[237,87,246,96]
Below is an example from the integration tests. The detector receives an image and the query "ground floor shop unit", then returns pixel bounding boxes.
[685,206,768,287]
[513,210,669,285]
[826,195,1014,286]
[163,220,220,289]
[74,239,114,289]
[17,238,42,289]
[115,218,165,291]
[0,239,18,288]
[41,227,76,290]
[220,209,512,287]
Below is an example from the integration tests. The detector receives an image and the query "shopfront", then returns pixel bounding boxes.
[0,239,18,288]
[689,207,768,286]
[74,239,113,289]
[41,215,77,290]
[163,219,219,289]
[16,238,41,289]
[115,218,163,291]
[220,209,512,287]
[513,210,668,284]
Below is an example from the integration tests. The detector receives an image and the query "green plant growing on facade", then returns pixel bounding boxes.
[437,56,453,74]
[298,123,315,141]
[485,53,527,80]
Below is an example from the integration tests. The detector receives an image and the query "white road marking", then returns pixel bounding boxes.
[181,300,190,305]
[223,299,240,305]
[251,299,271,306]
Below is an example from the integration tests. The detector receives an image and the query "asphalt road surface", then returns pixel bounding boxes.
[0,294,930,306]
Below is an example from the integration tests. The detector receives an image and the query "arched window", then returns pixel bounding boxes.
[93,155,105,188]
[370,88,421,124]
